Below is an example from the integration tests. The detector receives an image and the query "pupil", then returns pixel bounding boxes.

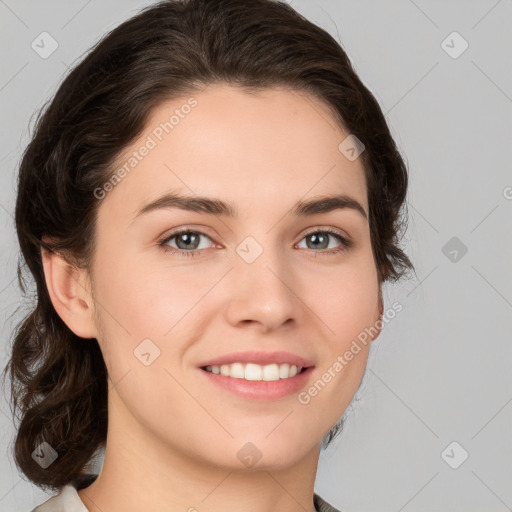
[178,232,198,249]
[309,233,327,249]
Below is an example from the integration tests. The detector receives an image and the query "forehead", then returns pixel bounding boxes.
[101,84,368,220]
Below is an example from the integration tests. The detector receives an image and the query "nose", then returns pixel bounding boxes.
[223,240,302,333]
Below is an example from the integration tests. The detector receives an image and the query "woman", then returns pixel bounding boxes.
[3,0,414,510]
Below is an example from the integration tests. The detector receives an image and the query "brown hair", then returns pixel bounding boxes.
[2,0,414,492]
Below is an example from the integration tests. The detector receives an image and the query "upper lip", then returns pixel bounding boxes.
[197,351,315,369]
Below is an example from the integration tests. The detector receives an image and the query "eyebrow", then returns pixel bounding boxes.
[131,192,368,223]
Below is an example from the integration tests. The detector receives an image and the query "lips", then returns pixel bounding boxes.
[197,350,315,369]
[200,365,315,401]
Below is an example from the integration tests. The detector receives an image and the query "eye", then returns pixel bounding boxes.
[158,227,352,258]
[158,229,214,258]
[296,228,352,255]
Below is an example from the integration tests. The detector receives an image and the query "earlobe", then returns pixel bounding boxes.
[41,243,98,339]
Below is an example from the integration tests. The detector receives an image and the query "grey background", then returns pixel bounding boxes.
[1,0,511,511]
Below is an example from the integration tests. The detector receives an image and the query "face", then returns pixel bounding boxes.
[85,84,382,470]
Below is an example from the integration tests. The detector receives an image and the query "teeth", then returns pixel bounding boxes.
[204,362,303,380]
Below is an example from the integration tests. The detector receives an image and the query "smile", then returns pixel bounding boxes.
[202,362,305,381]
[199,364,315,401]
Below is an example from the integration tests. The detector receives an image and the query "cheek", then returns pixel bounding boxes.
[90,246,211,382]
[93,242,379,350]
[311,255,380,343]
[297,264,377,428]
[92,246,185,336]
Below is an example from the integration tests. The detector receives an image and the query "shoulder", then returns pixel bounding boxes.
[31,474,98,512]
[314,492,343,512]
[31,480,339,512]
[31,484,87,512]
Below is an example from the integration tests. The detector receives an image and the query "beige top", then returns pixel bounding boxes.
[31,474,341,512]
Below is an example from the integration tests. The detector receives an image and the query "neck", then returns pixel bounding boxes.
[78,390,321,512]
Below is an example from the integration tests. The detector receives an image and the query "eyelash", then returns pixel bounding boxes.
[158,228,352,258]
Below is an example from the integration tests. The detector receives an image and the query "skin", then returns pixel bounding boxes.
[42,84,383,512]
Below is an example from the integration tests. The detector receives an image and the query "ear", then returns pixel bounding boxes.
[40,241,98,339]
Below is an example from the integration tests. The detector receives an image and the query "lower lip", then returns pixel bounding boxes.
[198,366,315,401]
